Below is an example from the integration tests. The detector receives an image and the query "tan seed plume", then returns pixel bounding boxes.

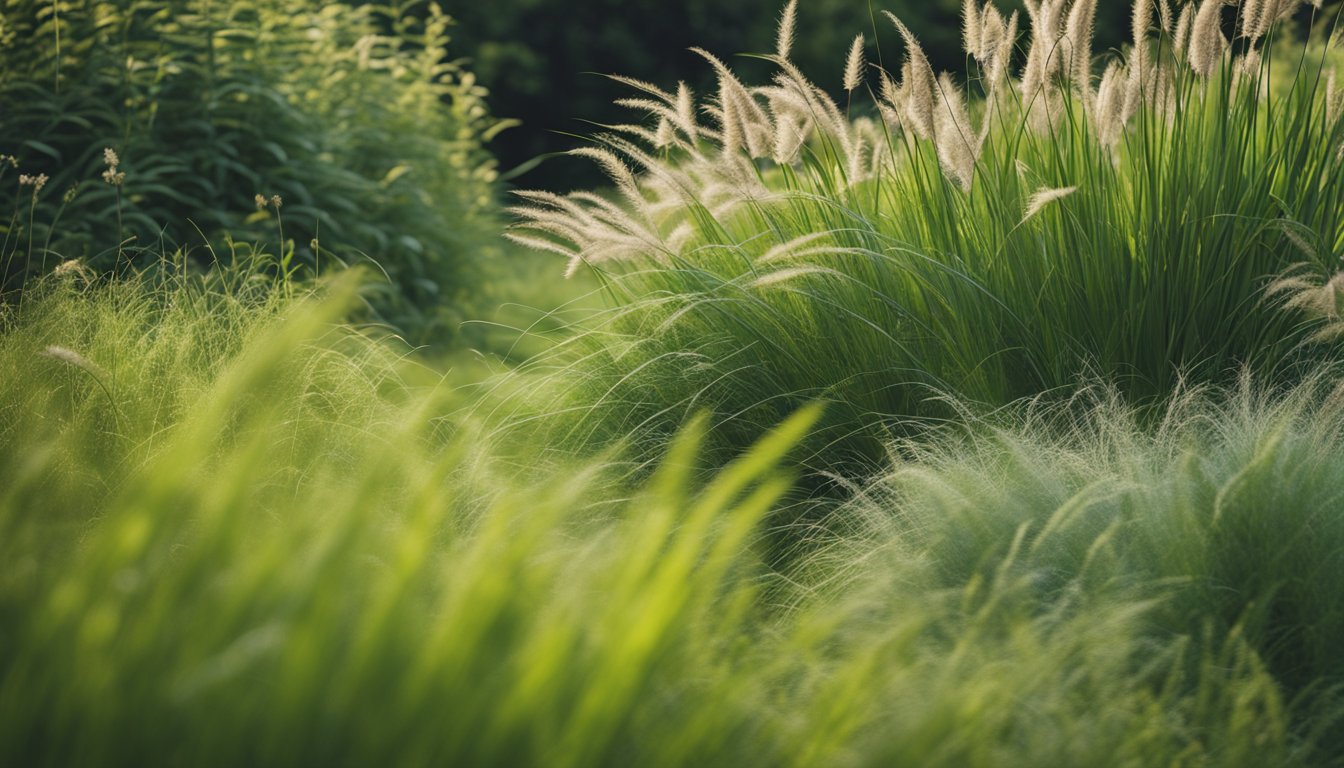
[844,35,865,92]
[1022,185,1078,223]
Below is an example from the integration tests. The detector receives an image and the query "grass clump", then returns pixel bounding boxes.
[2,273,1338,764]
[507,0,1344,472]
[823,374,1344,759]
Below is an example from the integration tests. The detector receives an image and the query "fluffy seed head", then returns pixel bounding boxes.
[844,35,866,92]
[1022,185,1078,222]
[962,0,984,60]
[1188,0,1227,78]
[40,345,106,377]
[1065,0,1098,110]
[977,6,1005,69]
[1132,0,1152,48]
[1173,3,1194,60]
[1326,70,1344,125]
[776,0,798,60]
[933,73,978,190]
[1094,61,1127,145]
[885,12,937,139]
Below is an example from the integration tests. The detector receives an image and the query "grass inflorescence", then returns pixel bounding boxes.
[509,0,1344,473]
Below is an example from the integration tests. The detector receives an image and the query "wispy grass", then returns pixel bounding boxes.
[1,261,1339,765]
[820,372,1344,760]
[507,0,1344,473]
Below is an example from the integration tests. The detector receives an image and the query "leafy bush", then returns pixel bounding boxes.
[1,273,1334,765]
[0,0,504,342]
[508,0,1344,472]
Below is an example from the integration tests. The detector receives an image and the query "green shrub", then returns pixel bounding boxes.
[508,0,1344,472]
[0,0,504,343]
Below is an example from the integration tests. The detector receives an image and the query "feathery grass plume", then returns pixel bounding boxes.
[1247,0,1319,43]
[962,0,984,60]
[878,70,902,112]
[1173,2,1195,60]
[974,4,1002,67]
[1242,0,1267,40]
[750,265,845,289]
[1021,185,1078,223]
[772,114,808,164]
[1268,270,1344,342]
[843,35,865,93]
[505,0,1344,477]
[934,73,978,191]
[776,0,798,60]
[673,81,699,141]
[1157,0,1174,32]
[1065,0,1099,113]
[1327,70,1344,125]
[38,345,105,378]
[654,117,675,148]
[989,10,1020,86]
[1020,0,1068,132]
[1095,60,1128,145]
[570,147,645,211]
[1122,0,1154,123]
[1188,0,1228,77]
[694,47,773,158]
[1133,0,1153,45]
[884,12,937,140]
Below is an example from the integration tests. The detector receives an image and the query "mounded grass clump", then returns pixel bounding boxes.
[0,270,1342,764]
[508,0,1344,472]
[824,375,1344,759]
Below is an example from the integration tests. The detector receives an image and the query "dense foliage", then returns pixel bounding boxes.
[3,274,1342,765]
[0,0,503,342]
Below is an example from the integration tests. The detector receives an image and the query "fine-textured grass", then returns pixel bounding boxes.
[822,374,1344,760]
[7,2,1344,765]
[1,262,1341,766]
[508,0,1344,473]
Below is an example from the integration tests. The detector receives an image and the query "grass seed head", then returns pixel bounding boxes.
[776,0,798,60]
[962,0,984,60]
[1188,0,1228,78]
[1022,185,1078,223]
[1173,3,1195,60]
[843,35,865,92]
[885,12,937,140]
